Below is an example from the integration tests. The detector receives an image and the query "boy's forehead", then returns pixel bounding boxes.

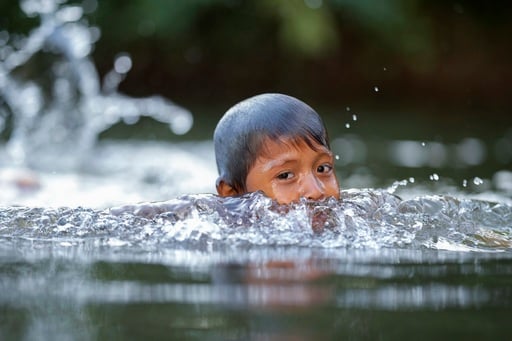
[258,136,329,159]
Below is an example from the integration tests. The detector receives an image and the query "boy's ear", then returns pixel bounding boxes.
[216,178,238,197]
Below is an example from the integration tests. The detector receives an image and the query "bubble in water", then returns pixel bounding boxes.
[473,177,484,186]
[345,123,350,129]
[335,155,340,160]
[352,114,357,121]
[408,177,415,183]
[346,106,351,111]
[114,54,132,74]
[373,86,379,92]
[462,179,468,187]
[421,142,426,147]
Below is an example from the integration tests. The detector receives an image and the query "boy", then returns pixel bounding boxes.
[214,93,340,204]
[110,93,340,220]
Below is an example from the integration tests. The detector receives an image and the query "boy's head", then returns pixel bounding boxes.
[214,93,340,204]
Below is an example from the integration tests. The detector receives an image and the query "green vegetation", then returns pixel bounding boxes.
[1,0,511,109]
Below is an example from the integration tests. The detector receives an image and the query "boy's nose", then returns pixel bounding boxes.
[300,174,325,200]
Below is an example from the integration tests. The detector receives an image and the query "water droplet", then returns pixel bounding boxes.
[429,173,439,181]
[335,155,340,160]
[114,54,132,74]
[345,123,350,129]
[473,177,483,185]
[408,177,415,183]
[346,106,351,111]
[383,67,387,71]
[373,86,380,92]
[56,6,83,22]
[421,142,426,147]
[170,113,193,135]
[462,179,467,187]
[352,114,357,121]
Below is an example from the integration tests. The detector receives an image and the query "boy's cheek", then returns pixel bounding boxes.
[333,183,341,199]
[318,175,340,199]
[330,176,341,198]
[274,194,299,205]
[270,184,298,205]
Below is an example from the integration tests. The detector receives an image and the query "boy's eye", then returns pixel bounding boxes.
[317,164,333,173]
[277,172,294,180]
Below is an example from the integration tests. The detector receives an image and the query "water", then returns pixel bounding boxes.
[1,1,512,340]
[0,0,192,170]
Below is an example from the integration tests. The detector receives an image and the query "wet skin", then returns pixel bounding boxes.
[244,138,340,204]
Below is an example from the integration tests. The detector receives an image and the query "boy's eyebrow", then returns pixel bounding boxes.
[262,158,297,172]
[261,151,333,172]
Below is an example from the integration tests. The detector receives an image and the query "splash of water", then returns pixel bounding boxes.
[0,0,193,169]
[1,189,510,251]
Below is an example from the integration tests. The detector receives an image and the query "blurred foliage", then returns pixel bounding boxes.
[86,0,431,59]
[1,0,511,109]
[332,0,432,60]
[259,0,339,56]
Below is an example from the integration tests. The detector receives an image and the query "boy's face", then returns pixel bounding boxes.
[245,137,340,204]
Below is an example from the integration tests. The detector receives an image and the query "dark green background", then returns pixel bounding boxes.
[2,1,511,114]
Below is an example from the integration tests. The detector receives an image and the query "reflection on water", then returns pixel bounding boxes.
[1,239,512,340]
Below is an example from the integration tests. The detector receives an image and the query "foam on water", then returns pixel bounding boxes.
[1,187,511,252]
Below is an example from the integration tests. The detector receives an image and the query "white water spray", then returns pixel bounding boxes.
[0,0,193,170]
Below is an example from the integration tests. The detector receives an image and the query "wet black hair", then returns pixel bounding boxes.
[214,93,331,192]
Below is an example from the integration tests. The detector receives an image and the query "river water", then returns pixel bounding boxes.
[1,139,511,340]
[1,0,512,339]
